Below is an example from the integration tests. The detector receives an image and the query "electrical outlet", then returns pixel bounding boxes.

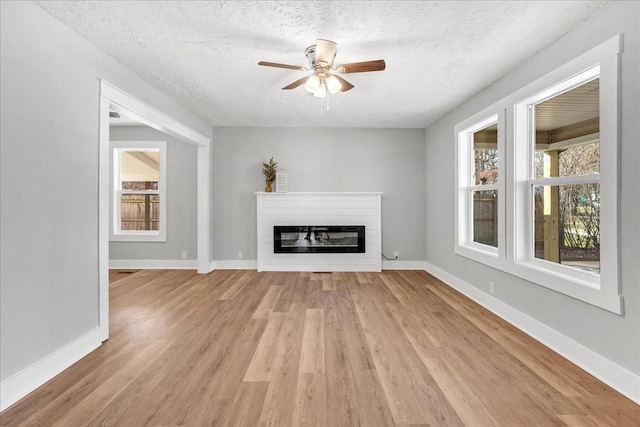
[393,251,399,259]
[237,250,243,259]
[489,281,495,295]
[181,251,187,260]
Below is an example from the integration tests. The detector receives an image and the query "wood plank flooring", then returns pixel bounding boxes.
[2,269,638,426]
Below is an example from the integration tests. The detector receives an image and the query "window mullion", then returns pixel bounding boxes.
[469,184,499,192]
[529,175,600,187]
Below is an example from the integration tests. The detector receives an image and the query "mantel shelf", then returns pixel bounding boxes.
[255,191,383,195]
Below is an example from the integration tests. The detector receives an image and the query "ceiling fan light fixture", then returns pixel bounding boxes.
[313,82,327,98]
[326,75,342,94]
[259,38,384,100]
[304,74,321,93]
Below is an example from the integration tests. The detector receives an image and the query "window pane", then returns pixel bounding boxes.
[120,150,160,182]
[533,183,600,273]
[122,181,158,190]
[534,79,599,179]
[473,123,498,185]
[121,193,160,231]
[473,190,498,247]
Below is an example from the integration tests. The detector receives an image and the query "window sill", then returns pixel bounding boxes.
[454,245,623,314]
[110,232,166,243]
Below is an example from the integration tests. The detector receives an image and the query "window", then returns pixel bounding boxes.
[455,113,505,264]
[110,141,167,241]
[513,63,619,304]
[523,70,601,280]
[455,35,622,313]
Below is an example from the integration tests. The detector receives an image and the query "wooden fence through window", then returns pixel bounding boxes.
[120,195,159,231]
[473,195,545,248]
[473,194,497,246]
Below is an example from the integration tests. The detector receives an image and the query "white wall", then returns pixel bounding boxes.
[109,126,197,262]
[0,1,211,385]
[424,1,639,376]
[212,128,425,265]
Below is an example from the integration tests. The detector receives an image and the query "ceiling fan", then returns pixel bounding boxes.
[258,39,385,98]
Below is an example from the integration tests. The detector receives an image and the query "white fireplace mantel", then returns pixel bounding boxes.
[256,192,382,272]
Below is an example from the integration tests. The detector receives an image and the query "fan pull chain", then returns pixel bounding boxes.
[317,92,331,114]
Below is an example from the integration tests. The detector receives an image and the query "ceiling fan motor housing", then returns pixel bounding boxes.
[306,40,337,69]
[305,45,316,68]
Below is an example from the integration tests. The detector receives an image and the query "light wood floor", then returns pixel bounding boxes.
[2,270,638,426]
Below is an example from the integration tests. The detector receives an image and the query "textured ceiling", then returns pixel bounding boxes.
[35,1,610,128]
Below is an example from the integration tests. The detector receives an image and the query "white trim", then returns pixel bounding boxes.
[524,64,600,106]
[197,144,211,274]
[0,328,102,412]
[98,96,110,342]
[101,81,209,147]
[423,262,639,405]
[210,260,427,271]
[528,175,600,187]
[212,260,258,270]
[507,35,621,106]
[382,260,428,270]
[109,259,198,269]
[255,191,383,195]
[98,80,212,341]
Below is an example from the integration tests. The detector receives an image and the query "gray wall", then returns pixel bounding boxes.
[424,1,639,374]
[0,1,211,381]
[212,128,426,262]
[109,126,197,261]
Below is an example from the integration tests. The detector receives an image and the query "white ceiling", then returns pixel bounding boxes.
[35,1,610,129]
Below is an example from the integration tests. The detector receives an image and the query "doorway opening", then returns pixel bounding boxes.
[98,80,211,341]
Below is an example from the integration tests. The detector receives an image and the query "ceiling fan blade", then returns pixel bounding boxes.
[282,76,309,90]
[315,39,337,66]
[258,61,306,71]
[333,75,355,92]
[337,59,386,74]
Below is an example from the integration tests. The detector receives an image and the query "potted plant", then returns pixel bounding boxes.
[262,157,278,192]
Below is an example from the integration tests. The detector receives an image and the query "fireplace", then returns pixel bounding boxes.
[274,226,365,254]
[257,192,381,271]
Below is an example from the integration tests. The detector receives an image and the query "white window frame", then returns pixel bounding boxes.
[454,35,623,314]
[110,140,167,242]
[515,66,601,288]
[455,111,506,268]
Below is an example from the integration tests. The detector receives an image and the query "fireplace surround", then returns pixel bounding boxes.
[256,192,382,272]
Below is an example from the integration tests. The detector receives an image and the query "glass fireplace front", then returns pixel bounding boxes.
[274,226,365,253]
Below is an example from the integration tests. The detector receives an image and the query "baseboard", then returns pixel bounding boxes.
[423,261,640,405]
[209,260,425,271]
[382,260,427,270]
[0,327,102,412]
[212,260,258,270]
[109,259,197,269]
